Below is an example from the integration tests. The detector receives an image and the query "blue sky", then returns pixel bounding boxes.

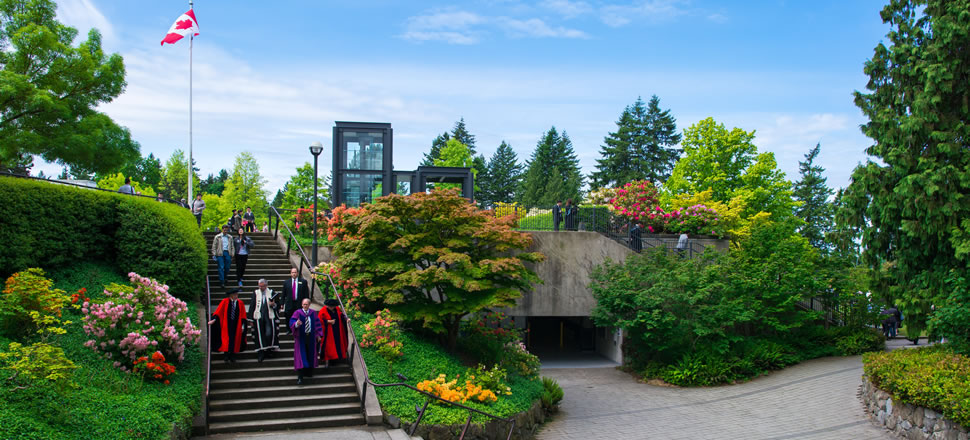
[45,0,889,196]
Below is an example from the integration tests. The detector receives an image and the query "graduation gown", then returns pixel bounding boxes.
[289,308,323,370]
[211,297,247,353]
[248,289,280,352]
[318,306,348,362]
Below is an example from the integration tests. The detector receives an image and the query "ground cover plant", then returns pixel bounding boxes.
[864,346,970,428]
[350,311,544,426]
[0,262,204,440]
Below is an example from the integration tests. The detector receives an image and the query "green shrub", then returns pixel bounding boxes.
[0,268,71,340]
[0,176,206,299]
[540,377,563,413]
[864,347,970,428]
[0,342,78,392]
[834,327,885,355]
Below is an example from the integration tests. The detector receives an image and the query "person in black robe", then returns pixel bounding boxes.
[552,200,563,231]
[629,223,642,253]
[564,199,577,231]
[248,279,280,362]
[208,288,247,363]
[318,299,348,367]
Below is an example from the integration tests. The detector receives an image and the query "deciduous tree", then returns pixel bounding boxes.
[0,0,139,173]
[159,149,200,201]
[221,152,268,217]
[328,189,544,351]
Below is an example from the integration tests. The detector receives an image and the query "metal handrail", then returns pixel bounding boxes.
[0,171,190,205]
[268,206,318,299]
[204,273,212,432]
[317,271,517,440]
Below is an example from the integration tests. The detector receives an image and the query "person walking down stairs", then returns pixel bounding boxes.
[234,228,255,287]
[208,288,248,363]
[211,225,235,288]
[290,298,323,385]
[248,279,280,363]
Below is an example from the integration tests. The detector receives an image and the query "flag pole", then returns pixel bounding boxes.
[187,0,194,203]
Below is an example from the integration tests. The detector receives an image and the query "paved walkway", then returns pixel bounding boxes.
[538,356,893,440]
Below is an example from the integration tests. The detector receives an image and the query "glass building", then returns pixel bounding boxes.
[332,122,474,207]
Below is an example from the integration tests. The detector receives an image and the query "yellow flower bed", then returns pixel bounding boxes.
[416,373,499,404]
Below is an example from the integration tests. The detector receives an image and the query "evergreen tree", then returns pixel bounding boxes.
[590,95,681,189]
[201,169,229,196]
[481,141,522,206]
[840,0,970,341]
[519,127,583,206]
[271,188,286,208]
[792,144,834,251]
[420,118,478,166]
[159,149,201,201]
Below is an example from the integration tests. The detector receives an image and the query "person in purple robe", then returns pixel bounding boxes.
[289,298,323,385]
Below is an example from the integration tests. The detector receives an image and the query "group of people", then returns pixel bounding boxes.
[551,199,579,231]
[208,268,349,384]
[880,305,903,339]
[211,224,256,288]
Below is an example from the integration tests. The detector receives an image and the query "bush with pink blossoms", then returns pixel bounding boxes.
[664,204,723,236]
[609,180,661,223]
[81,272,201,370]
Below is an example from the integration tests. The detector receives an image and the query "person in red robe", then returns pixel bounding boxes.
[318,299,348,367]
[208,288,248,363]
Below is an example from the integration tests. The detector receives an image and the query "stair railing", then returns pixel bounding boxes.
[267,206,319,300]
[318,271,518,440]
[204,273,212,432]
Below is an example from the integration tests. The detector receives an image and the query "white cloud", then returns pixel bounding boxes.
[498,17,588,39]
[402,10,587,44]
[56,0,116,45]
[600,0,689,27]
[540,0,594,18]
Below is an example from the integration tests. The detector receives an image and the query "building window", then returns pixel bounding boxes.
[341,173,383,207]
[343,131,384,171]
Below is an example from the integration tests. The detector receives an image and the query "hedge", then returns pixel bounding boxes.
[0,176,206,300]
[863,346,970,428]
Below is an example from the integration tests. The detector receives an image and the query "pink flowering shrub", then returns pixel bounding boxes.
[608,180,724,237]
[81,272,201,371]
[360,309,403,362]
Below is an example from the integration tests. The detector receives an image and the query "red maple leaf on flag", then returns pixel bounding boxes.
[175,19,194,30]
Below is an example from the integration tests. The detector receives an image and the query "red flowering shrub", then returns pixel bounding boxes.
[608,180,724,237]
[360,309,403,362]
[609,180,661,223]
[133,351,176,384]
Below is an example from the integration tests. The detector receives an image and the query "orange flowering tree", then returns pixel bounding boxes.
[328,189,544,352]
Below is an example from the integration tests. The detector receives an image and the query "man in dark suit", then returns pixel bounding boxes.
[281,267,310,323]
[552,200,563,232]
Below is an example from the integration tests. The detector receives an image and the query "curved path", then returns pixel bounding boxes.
[538,356,891,440]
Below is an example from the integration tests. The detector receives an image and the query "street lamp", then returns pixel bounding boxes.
[309,141,324,269]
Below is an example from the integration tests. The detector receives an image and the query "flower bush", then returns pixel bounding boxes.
[492,202,529,224]
[609,180,660,223]
[416,373,499,404]
[664,204,722,236]
[587,186,620,208]
[360,309,403,362]
[500,341,541,378]
[133,351,176,385]
[326,205,363,242]
[864,347,970,427]
[464,364,512,397]
[0,269,72,340]
[81,272,201,370]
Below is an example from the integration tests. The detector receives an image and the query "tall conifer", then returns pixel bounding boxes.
[519,127,583,206]
[591,95,681,189]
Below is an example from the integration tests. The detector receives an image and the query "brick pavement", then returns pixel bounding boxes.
[538,356,892,440]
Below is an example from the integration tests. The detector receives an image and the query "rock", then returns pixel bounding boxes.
[957,431,968,440]
[927,409,939,420]
[946,429,959,440]
[888,416,898,430]
[888,398,894,415]
[386,414,401,429]
[914,408,925,427]
[878,410,887,425]
[899,403,914,419]
[901,420,913,431]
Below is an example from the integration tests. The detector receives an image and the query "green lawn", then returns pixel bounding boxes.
[0,262,204,440]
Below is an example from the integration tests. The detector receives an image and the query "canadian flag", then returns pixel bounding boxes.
[160,9,200,46]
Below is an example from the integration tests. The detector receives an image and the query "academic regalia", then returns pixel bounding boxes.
[211,295,248,355]
[318,302,348,363]
[248,288,280,354]
[289,308,323,371]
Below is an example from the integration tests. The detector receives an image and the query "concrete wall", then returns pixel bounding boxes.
[595,326,624,364]
[501,231,729,317]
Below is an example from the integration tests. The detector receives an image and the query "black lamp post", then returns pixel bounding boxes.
[309,141,324,268]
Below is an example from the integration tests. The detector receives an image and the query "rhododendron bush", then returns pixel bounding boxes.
[81,273,201,370]
[608,180,726,237]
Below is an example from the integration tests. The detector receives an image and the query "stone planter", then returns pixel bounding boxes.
[389,400,545,440]
[861,376,969,440]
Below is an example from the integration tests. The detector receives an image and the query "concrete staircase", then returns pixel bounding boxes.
[203,231,365,434]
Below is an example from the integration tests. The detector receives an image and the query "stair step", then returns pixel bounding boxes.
[207,413,365,434]
[209,382,359,400]
[212,363,350,379]
[209,392,359,411]
[210,372,354,389]
[209,402,361,423]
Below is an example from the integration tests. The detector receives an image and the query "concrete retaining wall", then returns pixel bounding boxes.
[861,377,969,440]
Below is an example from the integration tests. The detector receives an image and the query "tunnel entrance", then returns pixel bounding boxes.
[526,316,596,356]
